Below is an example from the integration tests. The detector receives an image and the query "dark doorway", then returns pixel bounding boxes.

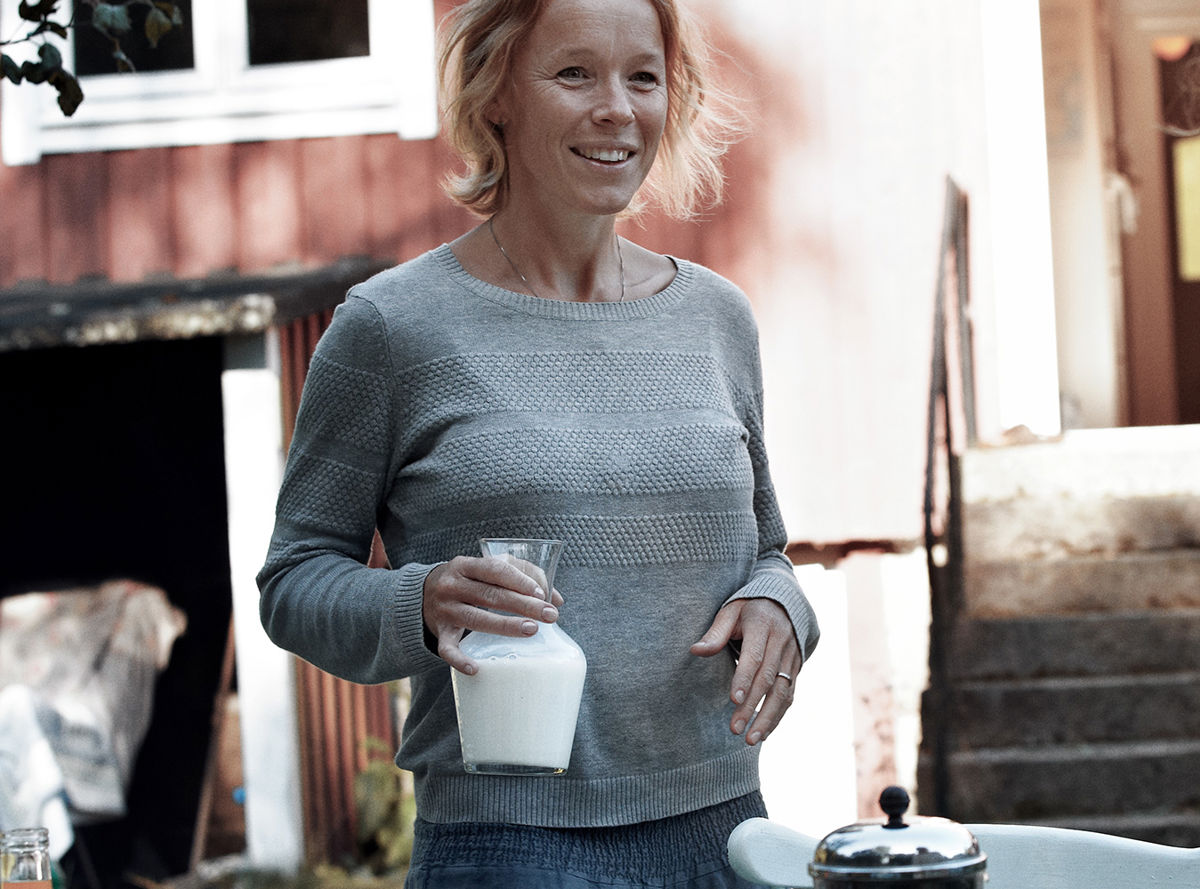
[1160,41,1200,423]
[0,336,233,885]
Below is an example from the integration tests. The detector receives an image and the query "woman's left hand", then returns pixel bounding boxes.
[690,598,802,746]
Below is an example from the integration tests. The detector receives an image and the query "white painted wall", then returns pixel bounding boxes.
[759,565,857,838]
[1042,0,1124,429]
[697,0,1061,546]
[980,0,1062,437]
[759,554,931,832]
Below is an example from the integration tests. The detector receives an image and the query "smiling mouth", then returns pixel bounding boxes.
[575,148,631,163]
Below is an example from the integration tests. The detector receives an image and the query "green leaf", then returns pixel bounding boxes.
[1,54,24,85]
[18,0,59,23]
[144,7,173,49]
[19,44,61,84]
[156,2,184,26]
[90,3,133,38]
[20,59,48,84]
[36,41,61,71]
[50,69,83,115]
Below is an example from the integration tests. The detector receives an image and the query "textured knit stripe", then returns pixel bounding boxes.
[258,245,820,828]
[400,511,759,568]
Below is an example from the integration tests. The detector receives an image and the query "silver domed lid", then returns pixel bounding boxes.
[809,787,987,882]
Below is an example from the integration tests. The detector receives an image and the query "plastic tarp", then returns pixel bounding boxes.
[0,580,186,856]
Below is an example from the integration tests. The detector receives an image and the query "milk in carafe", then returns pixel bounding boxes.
[450,539,587,775]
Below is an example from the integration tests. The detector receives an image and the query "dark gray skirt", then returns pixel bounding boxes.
[403,792,769,888]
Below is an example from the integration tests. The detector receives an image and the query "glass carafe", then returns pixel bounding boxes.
[451,538,587,775]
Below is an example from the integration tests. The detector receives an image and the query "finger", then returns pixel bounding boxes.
[470,609,547,638]
[478,556,548,598]
[728,623,769,710]
[728,604,795,726]
[744,669,797,745]
[434,596,546,641]
[729,658,775,734]
[477,558,560,621]
[690,601,742,657]
[430,603,546,673]
[423,561,549,664]
[728,598,798,704]
[433,628,475,675]
[492,553,551,597]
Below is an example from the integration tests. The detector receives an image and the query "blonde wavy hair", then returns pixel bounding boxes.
[436,0,742,220]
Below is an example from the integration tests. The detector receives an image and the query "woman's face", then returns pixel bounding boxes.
[492,0,669,219]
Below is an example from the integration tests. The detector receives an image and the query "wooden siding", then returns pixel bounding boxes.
[0,133,478,288]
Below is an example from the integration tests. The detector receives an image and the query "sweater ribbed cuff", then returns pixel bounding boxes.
[391,561,451,675]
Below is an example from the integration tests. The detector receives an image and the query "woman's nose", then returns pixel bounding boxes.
[593,77,635,125]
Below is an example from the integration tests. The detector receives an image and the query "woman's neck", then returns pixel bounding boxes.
[486,209,625,303]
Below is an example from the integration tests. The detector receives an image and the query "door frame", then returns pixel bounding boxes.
[1107,0,1200,425]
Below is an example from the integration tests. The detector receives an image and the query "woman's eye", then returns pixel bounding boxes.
[631,71,660,87]
[557,67,586,81]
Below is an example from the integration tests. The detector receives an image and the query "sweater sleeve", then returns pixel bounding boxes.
[256,295,446,683]
[723,337,820,663]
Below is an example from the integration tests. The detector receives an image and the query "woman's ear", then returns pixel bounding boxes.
[485,88,511,128]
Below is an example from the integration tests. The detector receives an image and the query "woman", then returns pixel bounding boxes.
[258,0,819,885]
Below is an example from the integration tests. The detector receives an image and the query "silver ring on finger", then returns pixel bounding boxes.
[775,671,792,684]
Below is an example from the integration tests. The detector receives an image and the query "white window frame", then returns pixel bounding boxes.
[1,0,437,166]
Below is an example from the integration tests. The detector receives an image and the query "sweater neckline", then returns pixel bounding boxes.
[432,243,693,320]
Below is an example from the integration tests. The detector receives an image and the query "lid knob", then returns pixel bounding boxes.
[879,785,910,828]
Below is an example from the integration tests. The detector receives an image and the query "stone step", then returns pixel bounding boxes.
[964,549,1200,616]
[961,426,1200,566]
[935,739,1200,823]
[963,426,1200,505]
[941,672,1200,748]
[963,496,1200,564]
[946,610,1200,680]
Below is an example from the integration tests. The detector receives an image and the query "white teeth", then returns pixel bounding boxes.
[582,148,629,162]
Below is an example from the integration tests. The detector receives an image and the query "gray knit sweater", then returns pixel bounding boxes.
[257,244,819,828]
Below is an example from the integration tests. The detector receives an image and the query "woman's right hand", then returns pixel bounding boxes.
[423,555,563,674]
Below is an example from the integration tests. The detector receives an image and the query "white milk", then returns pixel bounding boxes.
[451,625,587,774]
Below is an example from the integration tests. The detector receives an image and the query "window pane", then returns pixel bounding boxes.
[247,0,370,67]
[72,0,195,76]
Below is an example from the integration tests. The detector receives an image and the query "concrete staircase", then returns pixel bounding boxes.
[919,425,1200,846]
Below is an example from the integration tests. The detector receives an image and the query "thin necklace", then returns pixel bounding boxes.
[488,217,626,302]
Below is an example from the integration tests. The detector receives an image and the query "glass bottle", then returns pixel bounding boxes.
[1,827,52,888]
[451,538,588,775]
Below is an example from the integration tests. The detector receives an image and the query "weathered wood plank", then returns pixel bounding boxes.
[234,140,304,272]
[172,143,238,278]
[299,135,369,265]
[43,151,108,283]
[108,147,173,282]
